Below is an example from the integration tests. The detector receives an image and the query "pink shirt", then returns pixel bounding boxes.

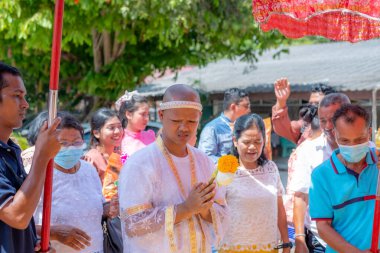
[121,129,156,157]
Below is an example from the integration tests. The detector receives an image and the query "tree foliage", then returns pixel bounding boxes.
[0,0,287,116]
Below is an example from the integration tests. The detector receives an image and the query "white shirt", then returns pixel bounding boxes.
[289,134,332,246]
[290,135,332,194]
[119,143,229,253]
[219,161,284,252]
[34,160,104,253]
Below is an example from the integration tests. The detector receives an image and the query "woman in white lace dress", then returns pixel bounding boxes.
[34,114,112,253]
[219,114,291,253]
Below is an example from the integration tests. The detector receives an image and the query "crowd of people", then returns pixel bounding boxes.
[0,60,379,253]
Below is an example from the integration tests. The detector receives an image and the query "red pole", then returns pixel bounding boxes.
[371,199,380,253]
[371,170,380,253]
[372,148,380,253]
[40,0,64,252]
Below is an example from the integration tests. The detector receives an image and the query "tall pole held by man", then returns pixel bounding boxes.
[41,0,64,251]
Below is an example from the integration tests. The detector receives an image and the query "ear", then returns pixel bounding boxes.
[230,103,237,112]
[158,110,164,121]
[125,111,133,120]
[232,136,238,148]
[93,130,100,139]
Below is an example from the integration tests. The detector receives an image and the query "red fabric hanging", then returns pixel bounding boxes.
[252,0,380,42]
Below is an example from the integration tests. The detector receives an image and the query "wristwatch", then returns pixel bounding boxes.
[274,242,293,249]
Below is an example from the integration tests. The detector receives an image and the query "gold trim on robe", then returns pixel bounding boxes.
[188,217,197,253]
[210,207,220,243]
[165,205,177,253]
[123,203,153,217]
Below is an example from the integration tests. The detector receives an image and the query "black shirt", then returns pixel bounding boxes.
[0,139,37,253]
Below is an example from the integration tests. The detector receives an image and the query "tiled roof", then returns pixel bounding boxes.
[139,39,380,96]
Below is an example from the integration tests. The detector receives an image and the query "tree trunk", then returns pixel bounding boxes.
[103,31,112,65]
[92,29,103,72]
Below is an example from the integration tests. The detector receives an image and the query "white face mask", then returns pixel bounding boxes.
[54,144,86,169]
[338,141,369,163]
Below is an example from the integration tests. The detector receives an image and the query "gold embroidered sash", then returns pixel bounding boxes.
[156,136,204,253]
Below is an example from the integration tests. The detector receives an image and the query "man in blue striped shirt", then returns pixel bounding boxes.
[310,104,379,253]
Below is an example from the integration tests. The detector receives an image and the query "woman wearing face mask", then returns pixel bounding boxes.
[34,113,113,253]
[115,91,155,157]
[218,114,291,253]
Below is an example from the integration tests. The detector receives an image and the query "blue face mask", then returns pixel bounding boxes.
[54,144,85,169]
[338,142,369,163]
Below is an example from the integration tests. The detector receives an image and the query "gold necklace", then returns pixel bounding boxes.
[156,136,196,198]
[156,136,199,253]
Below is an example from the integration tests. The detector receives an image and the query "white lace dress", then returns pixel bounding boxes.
[34,160,104,253]
[219,160,284,253]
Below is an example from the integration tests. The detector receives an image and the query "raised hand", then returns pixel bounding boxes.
[274,78,291,109]
[51,224,91,251]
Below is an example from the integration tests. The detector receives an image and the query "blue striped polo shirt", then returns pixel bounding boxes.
[310,148,379,252]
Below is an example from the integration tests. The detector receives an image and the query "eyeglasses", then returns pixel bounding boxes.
[237,103,251,109]
[59,141,84,147]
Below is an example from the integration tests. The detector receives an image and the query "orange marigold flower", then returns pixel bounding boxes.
[217,155,239,173]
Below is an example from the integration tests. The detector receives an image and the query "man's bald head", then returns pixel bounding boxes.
[162,84,200,103]
[159,84,202,153]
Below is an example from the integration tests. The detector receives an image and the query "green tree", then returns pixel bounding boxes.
[0,0,288,118]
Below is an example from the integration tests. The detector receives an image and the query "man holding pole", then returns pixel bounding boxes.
[0,62,61,253]
[310,104,379,253]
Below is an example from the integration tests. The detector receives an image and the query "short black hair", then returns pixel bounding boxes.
[319,93,350,108]
[0,62,22,102]
[231,113,268,166]
[58,113,84,139]
[299,104,319,131]
[311,83,336,95]
[223,88,249,111]
[90,108,119,147]
[332,104,370,128]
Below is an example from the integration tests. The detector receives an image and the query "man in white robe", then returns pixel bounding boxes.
[119,84,229,253]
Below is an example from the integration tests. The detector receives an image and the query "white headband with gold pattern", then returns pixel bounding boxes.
[159,101,203,112]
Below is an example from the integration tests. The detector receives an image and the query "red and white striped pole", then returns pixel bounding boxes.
[40,0,64,251]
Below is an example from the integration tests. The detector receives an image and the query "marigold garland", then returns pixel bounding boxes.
[209,154,239,185]
[217,155,239,173]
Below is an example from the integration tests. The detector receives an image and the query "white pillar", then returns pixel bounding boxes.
[372,87,379,142]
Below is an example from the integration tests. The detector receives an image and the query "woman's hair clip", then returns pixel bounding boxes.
[115,90,139,111]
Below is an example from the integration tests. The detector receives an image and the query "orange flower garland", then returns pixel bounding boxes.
[209,155,239,186]
[217,155,239,173]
